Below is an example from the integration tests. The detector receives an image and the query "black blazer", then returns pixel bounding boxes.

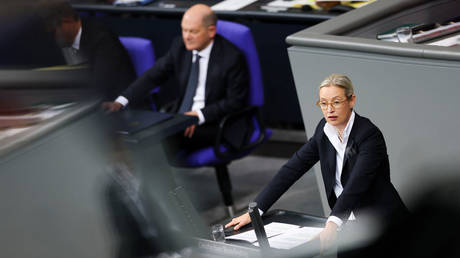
[80,19,136,100]
[122,34,249,125]
[255,113,408,223]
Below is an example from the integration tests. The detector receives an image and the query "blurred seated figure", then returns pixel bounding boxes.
[0,1,64,69]
[102,4,250,153]
[40,0,136,100]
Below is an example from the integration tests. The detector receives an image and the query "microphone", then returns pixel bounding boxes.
[248,202,270,249]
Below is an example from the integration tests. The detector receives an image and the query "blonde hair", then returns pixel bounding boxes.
[319,74,354,98]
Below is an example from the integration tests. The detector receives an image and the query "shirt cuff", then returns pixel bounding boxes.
[326,215,343,228]
[115,96,129,107]
[258,208,264,216]
[195,109,205,125]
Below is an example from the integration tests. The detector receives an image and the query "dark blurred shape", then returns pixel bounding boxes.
[301,5,313,12]
[37,0,136,100]
[0,69,91,112]
[69,0,116,3]
[0,2,65,69]
[328,4,354,13]
[105,164,163,257]
[315,1,340,10]
[345,174,460,258]
[105,161,202,257]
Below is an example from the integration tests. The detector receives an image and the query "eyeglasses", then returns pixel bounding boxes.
[316,99,348,110]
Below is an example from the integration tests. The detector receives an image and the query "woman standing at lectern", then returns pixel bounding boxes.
[225,74,408,253]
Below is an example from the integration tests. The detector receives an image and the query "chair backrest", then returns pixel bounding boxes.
[119,36,155,77]
[216,20,264,107]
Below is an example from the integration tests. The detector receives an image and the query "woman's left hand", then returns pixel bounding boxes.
[319,221,338,254]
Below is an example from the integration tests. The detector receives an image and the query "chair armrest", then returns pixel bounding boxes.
[213,106,267,159]
[148,87,161,111]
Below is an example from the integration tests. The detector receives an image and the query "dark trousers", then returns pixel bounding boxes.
[162,123,219,159]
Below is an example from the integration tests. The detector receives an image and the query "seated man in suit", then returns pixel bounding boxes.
[103,4,249,151]
[41,0,136,100]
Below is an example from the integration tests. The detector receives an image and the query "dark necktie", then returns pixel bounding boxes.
[178,54,200,113]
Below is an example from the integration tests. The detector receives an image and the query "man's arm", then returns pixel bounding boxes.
[90,32,136,100]
[120,47,176,104]
[254,127,321,212]
[101,45,177,112]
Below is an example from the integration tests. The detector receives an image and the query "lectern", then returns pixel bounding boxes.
[287,0,460,214]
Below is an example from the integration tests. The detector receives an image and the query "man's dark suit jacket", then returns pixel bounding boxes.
[121,34,249,125]
[255,113,408,224]
[79,19,136,100]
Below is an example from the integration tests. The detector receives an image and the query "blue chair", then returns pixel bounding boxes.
[119,36,158,110]
[173,20,272,217]
[119,36,155,77]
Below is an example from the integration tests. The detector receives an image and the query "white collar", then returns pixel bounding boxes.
[72,26,82,50]
[192,40,214,59]
[324,111,356,143]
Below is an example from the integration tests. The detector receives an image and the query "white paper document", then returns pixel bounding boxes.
[211,0,258,11]
[267,0,314,8]
[226,222,299,243]
[227,222,322,249]
[428,34,460,47]
[257,226,323,249]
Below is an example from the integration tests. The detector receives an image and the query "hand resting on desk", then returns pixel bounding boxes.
[314,221,338,255]
[101,101,123,113]
[225,212,251,231]
[226,212,337,254]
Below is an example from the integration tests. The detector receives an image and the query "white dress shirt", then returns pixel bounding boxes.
[324,111,356,228]
[115,40,214,125]
[72,26,82,50]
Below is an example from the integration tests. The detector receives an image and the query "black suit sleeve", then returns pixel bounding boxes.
[121,39,178,103]
[91,34,136,100]
[254,123,322,212]
[331,126,387,220]
[201,48,249,123]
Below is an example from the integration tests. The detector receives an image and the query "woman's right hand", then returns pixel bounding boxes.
[225,212,251,231]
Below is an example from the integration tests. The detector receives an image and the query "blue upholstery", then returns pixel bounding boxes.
[216,20,264,107]
[173,20,272,216]
[174,116,270,167]
[119,36,155,77]
[119,36,158,110]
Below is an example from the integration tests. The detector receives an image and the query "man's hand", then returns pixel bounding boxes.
[225,212,251,231]
[184,111,199,138]
[101,101,123,113]
[184,124,196,138]
[318,221,338,254]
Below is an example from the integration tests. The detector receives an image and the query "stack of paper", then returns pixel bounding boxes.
[226,222,323,249]
[211,0,258,11]
[267,0,314,8]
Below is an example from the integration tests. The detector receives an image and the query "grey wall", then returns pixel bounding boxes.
[288,45,460,213]
[0,111,116,258]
